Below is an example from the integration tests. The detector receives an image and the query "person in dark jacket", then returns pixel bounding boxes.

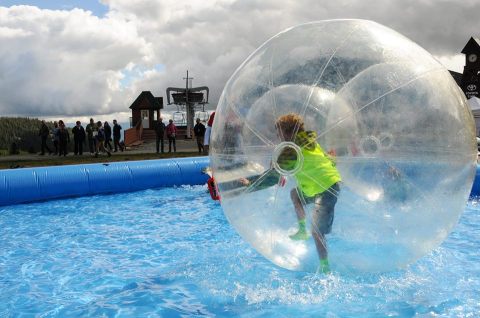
[72,121,86,155]
[112,119,123,152]
[57,120,70,156]
[85,118,96,154]
[104,121,113,151]
[155,118,166,153]
[38,120,52,155]
[51,121,59,155]
[193,118,206,154]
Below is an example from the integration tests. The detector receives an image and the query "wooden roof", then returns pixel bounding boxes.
[129,91,163,110]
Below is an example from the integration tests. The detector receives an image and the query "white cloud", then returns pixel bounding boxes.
[435,54,465,73]
[1,1,479,119]
[0,26,33,38]
[0,5,152,117]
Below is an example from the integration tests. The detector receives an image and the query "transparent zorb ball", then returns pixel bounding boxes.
[210,19,477,273]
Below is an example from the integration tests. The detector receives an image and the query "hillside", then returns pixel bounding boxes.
[0,117,65,154]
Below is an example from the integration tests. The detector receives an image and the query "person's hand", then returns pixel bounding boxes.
[239,177,250,186]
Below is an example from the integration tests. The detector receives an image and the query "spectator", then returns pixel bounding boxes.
[112,119,124,152]
[166,119,178,153]
[51,121,59,155]
[38,120,52,155]
[85,118,97,154]
[193,118,206,154]
[203,112,215,154]
[104,121,113,151]
[72,121,86,155]
[57,120,70,156]
[95,121,111,158]
[155,117,166,154]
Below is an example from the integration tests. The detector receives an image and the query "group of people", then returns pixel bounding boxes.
[38,119,124,157]
[39,120,71,156]
[153,112,215,154]
[39,112,216,157]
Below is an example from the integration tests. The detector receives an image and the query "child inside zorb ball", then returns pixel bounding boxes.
[243,113,341,273]
[213,20,477,274]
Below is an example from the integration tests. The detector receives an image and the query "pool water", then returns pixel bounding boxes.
[1,186,479,317]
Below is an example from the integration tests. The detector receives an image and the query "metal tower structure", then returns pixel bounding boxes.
[166,71,209,138]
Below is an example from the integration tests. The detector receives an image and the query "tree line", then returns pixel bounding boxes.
[0,117,74,154]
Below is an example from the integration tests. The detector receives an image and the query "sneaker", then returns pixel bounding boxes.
[289,229,310,240]
[316,259,331,274]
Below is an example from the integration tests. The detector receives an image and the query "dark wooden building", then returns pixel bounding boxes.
[124,91,163,146]
[129,91,163,129]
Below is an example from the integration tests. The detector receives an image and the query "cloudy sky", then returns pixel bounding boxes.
[1,0,479,123]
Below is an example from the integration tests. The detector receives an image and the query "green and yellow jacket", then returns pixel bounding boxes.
[241,131,341,197]
[278,131,341,197]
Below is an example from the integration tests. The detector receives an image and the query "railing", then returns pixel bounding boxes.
[124,120,143,146]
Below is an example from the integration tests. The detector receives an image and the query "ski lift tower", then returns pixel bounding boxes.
[166,71,209,138]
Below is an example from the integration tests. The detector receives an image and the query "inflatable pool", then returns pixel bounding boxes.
[0,157,209,207]
[1,157,479,206]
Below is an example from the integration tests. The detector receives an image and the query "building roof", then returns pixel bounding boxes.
[129,91,163,110]
[154,97,162,106]
[461,37,480,54]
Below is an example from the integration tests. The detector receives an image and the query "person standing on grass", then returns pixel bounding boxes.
[51,121,59,155]
[72,121,86,155]
[112,119,124,152]
[194,118,206,154]
[155,117,166,154]
[104,121,113,151]
[57,120,70,157]
[86,118,97,154]
[166,119,178,153]
[94,121,111,158]
[38,120,52,155]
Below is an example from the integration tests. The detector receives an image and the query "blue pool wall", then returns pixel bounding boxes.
[0,157,209,206]
[471,164,480,197]
[1,158,480,206]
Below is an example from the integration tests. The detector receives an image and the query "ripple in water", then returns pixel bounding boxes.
[0,186,479,317]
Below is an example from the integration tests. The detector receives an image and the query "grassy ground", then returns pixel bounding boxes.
[0,151,204,169]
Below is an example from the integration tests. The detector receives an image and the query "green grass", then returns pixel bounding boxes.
[0,151,205,169]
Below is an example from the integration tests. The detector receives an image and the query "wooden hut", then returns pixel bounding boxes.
[124,91,163,146]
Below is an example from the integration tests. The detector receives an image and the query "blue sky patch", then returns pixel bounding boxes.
[120,64,165,89]
[1,0,109,17]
